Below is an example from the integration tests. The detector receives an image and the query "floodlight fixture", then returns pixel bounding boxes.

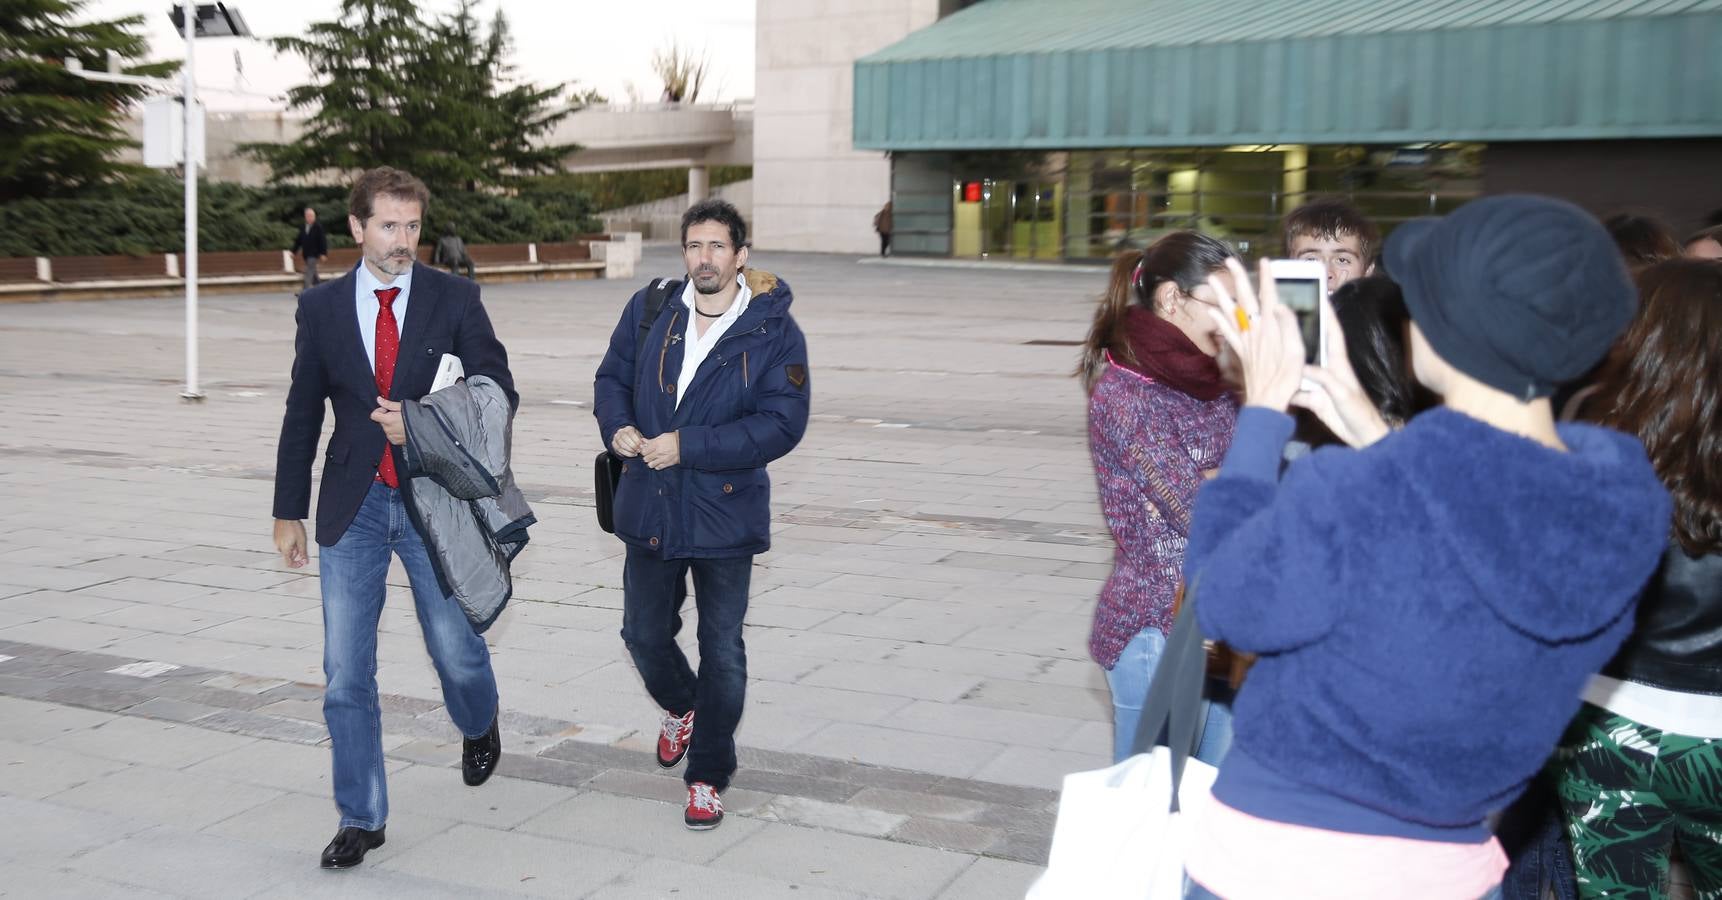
[168,3,252,39]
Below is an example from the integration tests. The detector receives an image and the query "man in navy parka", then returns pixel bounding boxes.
[593,199,810,831]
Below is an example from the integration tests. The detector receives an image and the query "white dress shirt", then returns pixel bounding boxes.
[355,262,413,371]
[676,274,752,409]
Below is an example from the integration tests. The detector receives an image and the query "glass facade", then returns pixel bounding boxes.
[938,144,1483,261]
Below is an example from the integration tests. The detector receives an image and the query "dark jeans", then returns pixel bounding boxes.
[1500,777,1578,900]
[879,233,891,257]
[621,545,753,791]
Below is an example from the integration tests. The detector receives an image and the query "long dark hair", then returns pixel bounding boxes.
[1587,259,1722,556]
[1328,276,1419,425]
[1078,231,1236,392]
[1603,212,1680,272]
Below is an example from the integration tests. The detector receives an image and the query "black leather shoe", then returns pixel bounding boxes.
[319,826,385,869]
[462,715,501,786]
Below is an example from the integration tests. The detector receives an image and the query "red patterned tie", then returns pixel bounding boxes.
[374,286,402,487]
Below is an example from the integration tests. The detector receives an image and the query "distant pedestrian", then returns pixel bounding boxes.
[873,201,893,257]
[593,198,810,831]
[433,224,476,279]
[291,205,328,294]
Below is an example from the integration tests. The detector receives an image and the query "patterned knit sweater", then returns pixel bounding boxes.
[1087,363,1238,669]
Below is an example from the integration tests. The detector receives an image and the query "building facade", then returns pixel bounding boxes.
[852,0,1722,259]
[751,0,983,253]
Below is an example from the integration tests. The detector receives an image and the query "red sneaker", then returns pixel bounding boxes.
[657,709,695,768]
[685,782,723,830]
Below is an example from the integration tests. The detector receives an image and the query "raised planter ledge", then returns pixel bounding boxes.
[0,261,610,303]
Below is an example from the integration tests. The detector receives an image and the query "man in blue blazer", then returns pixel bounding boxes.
[594,199,811,831]
[271,167,518,869]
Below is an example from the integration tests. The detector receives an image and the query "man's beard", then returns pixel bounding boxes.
[692,267,725,294]
[373,249,414,276]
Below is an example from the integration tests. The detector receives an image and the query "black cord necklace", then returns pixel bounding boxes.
[695,307,726,318]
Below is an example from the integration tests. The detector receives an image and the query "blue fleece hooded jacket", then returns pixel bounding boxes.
[1186,407,1671,842]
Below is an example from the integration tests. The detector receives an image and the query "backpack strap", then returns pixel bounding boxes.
[636,277,682,359]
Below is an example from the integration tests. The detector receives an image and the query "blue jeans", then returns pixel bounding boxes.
[319,481,498,830]
[1105,627,1234,766]
[1498,777,1578,900]
[621,545,752,791]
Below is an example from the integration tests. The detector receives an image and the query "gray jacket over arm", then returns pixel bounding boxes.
[400,375,535,633]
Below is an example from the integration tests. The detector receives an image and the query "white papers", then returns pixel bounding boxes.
[430,353,465,393]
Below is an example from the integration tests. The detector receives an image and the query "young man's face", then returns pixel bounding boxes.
[1290,231,1373,290]
[349,194,422,281]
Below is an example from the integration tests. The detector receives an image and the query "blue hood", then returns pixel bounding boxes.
[1400,408,1671,642]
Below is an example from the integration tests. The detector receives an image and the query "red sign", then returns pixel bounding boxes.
[962,181,982,203]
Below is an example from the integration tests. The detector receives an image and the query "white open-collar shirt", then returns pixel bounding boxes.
[676,273,752,409]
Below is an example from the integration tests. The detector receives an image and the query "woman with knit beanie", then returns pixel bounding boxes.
[1078,230,1240,765]
[1178,195,1672,900]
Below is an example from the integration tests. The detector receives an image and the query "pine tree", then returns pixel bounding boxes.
[0,0,177,201]
[248,0,579,195]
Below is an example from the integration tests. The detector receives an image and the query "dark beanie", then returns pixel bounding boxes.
[1384,195,1636,401]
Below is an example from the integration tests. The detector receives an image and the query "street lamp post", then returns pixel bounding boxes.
[180,0,201,400]
[62,3,250,401]
[167,2,250,401]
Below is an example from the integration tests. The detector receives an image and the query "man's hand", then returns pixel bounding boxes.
[611,425,645,458]
[642,431,681,470]
[274,519,309,568]
[371,396,406,445]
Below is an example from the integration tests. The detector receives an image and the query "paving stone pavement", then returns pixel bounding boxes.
[0,247,1113,896]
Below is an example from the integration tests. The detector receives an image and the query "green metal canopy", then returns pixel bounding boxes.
[853,0,1722,150]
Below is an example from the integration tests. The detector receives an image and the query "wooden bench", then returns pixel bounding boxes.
[464,243,533,267]
[0,258,43,284]
[201,251,291,277]
[3,240,612,301]
[49,254,169,282]
[535,242,592,263]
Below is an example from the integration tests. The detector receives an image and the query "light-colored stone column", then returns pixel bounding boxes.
[689,165,710,205]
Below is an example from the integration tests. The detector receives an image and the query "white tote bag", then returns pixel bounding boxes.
[1027,747,1217,899]
[1028,591,1218,900]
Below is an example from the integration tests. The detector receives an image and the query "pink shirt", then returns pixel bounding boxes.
[1184,794,1508,900]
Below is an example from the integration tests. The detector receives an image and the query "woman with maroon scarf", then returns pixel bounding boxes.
[1078,230,1240,764]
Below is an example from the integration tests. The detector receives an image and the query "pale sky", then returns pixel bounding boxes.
[86,0,756,111]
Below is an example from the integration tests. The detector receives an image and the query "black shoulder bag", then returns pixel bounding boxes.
[1131,577,1211,808]
[595,277,681,534]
